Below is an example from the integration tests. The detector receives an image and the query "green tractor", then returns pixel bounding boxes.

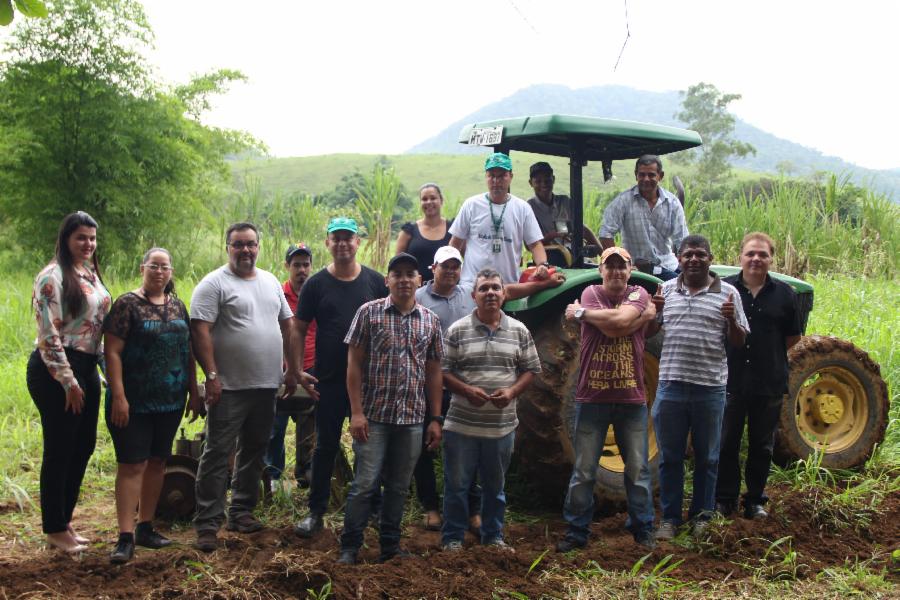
[458,115,890,504]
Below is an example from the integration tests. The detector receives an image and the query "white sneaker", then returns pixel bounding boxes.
[655,520,678,541]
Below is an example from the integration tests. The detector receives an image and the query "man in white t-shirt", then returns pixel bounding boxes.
[449,153,553,289]
[189,222,298,552]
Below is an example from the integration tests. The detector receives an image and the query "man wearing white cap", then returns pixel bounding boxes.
[413,246,480,532]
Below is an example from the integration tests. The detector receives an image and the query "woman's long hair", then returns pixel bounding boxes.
[54,211,102,318]
[142,247,176,297]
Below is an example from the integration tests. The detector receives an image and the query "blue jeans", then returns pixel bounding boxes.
[563,403,654,543]
[442,429,514,545]
[264,411,315,481]
[651,381,726,524]
[340,422,422,554]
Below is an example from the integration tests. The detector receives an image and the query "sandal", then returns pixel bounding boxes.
[423,511,442,531]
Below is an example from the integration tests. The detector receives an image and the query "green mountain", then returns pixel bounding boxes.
[407,84,900,199]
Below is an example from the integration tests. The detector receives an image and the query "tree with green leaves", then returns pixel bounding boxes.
[0,0,47,26]
[673,82,756,186]
[0,0,256,261]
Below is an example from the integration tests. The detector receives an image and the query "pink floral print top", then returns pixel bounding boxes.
[32,261,111,391]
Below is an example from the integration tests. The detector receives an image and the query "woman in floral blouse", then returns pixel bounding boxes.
[26,212,111,553]
[103,247,198,564]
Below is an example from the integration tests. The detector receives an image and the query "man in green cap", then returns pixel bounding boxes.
[449,153,554,290]
[292,217,389,538]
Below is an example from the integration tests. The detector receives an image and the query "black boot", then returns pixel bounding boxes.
[135,521,172,549]
[110,532,135,564]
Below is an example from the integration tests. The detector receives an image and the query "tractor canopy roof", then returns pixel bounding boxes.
[458,114,702,160]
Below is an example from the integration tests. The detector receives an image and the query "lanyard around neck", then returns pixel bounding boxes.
[486,194,509,234]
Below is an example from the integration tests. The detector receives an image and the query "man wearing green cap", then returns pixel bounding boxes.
[292,217,389,538]
[449,153,552,289]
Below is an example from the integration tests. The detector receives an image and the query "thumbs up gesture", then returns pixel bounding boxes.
[721,291,736,321]
[651,283,665,313]
[565,299,581,322]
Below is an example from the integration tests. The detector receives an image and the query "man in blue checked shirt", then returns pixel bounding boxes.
[599,155,688,281]
[337,252,444,565]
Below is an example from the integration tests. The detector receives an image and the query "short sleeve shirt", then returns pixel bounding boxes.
[103,293,191,413]
[449,194,544,288]
[724,273,801,396]
[527,194,573,245]
[414,282,476,337]
[599,186,688,271]
[296,265,388,383]
[284,280,316,371]
[344,298,443,425]
[576,285,650,404]
[442,311,541,439]
[190,266,293,390]
[658,273,749,387]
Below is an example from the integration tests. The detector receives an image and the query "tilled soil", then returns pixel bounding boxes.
[0,485,896,599]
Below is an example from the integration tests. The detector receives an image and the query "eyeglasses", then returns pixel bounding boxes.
[228,241,259,250]
[144,263,172,272]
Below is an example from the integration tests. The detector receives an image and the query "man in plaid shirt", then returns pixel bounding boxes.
[337,252,444,565]
[599,155,688,281]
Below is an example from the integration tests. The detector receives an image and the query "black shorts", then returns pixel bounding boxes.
[107,408,183,464]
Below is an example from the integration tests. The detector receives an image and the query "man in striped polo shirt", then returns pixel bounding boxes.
[440,268,541,552]
[650,235,749,540]
[337,252,444,565]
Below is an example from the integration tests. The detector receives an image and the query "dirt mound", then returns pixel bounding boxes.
[0,486,896,599]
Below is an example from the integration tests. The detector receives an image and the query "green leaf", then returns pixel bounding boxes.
[14,0,47,18]
[0,0,14,26]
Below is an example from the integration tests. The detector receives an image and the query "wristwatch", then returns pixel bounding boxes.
[539,261,551,268]
[429,415,445,425]
[207,371,218,381]
[574,308,586,321]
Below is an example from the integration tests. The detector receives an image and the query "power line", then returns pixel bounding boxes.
[613,0,631,71]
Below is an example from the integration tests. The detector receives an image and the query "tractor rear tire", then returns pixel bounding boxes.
[514,311,661,505]
[774,336,889,469]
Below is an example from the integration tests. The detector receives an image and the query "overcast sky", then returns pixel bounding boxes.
[125,1,899,170]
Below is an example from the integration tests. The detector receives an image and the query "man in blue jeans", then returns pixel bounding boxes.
[556,247,659,552]
[649,235,748,540]
[440,268,541,552]
[337,253,444,565]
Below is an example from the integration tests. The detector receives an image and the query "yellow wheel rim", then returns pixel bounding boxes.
[598,352,659,473]
[794,368,868,453]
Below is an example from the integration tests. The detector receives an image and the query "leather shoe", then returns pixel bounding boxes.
[336,550,357,565]
[110,534,134,564]
[194,530,218,553]
[378,548,412,563]
[135,524,172,549]
[716,501,735,517]
[295,514,324,538]
[744,504,768,519]
[556,537,586,552]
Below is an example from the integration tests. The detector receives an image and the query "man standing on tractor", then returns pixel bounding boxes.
[526,161,602,267]
[190,222,298,552]
[264,243,317,491]
[440,268,541,552]
[336,252,444,565]
[292,217,389,539]
[599,155,688,281]
[649,235,749,540]
[449,152,557,290]
[556,247,659,552]
[716,232,802,520]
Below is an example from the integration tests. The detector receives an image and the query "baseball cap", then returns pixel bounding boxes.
[529,161,553,178]
[285,242,312,263]
[484,152,512,172]
[326,216,358,234]
[432,246,463,265]
[387,252,419,272]
[600,246,633,264]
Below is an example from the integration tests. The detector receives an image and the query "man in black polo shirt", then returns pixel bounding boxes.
[716,232,802,520]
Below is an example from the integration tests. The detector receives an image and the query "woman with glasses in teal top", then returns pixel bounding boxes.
[103,247,199,563]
